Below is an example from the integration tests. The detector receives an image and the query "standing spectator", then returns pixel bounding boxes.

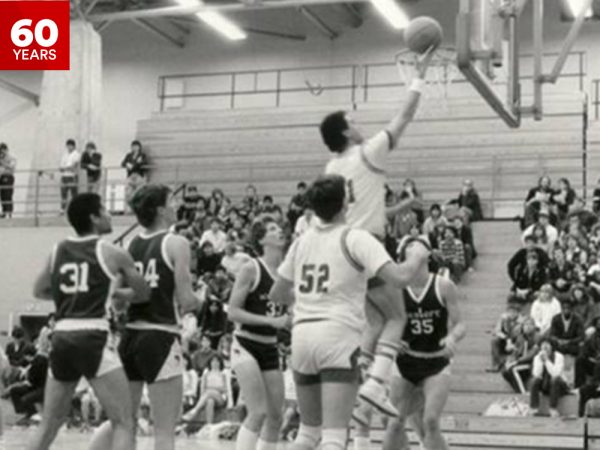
[489,299,523,372]
[80,142,102,193]
[452,179,483,222]
[530,284,562,336]
[0,143,16,218]
[510,250,548,303]
[423,203,448,237]
[549,299,584,357]
[287,182,307,229]
[524,176,554,228]
[199,219,228,254]
[59,139,80,213]
[529,338,570,418]
[121,140,148,203]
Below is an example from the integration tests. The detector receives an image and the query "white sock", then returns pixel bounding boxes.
[257,439,277,450]
[369,340,399,383]
[235,425,259,450]
[321,428,348,450]
[354,436,371,450]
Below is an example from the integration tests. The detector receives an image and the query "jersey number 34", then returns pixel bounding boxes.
[135,259,160,288]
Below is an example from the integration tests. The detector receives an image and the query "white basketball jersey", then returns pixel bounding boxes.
[278,222,392,332]
[325,131,392,237]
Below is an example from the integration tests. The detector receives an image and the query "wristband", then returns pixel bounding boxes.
[409,78,426,93]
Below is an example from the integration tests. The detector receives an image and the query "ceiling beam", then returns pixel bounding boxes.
[88,0,369,22]
[95,20,113,33]
[244,26,306,41]
[132,19,186,48]
[341,3,363,27]
[0,78,39,106]
[298,6,338,39]
[84,0,101,16]
[168,18,192,34]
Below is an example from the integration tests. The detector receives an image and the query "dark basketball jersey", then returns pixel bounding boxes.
[127,231,178,327]
[402,274,448,353]
[240,258,282,339]
[51,236,114,321]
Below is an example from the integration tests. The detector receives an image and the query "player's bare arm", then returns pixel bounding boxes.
[168,234,203,313]
[376,244,430,288]
[386,196,422,219]
[385,47,436,147]
[33,252,53,300]
[228,260,288,329]
[107,244,151,304]
[439,277,466,357]
[269,276,294,307]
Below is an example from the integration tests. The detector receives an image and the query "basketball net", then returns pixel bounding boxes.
[395,47,459,108]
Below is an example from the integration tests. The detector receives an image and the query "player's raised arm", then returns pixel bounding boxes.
[110,245,151,304]
[33,251,54,300]
[376,240,430,288]
[439,276,467,357]
[385,48,435,148]
[229,260,288,329]
[167,234,203,314]
[269,239,298,306]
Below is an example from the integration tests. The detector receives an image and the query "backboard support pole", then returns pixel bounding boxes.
[532,0,543,120]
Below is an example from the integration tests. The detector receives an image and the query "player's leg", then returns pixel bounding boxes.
[290,379,322,450]
[259,369,285,450]
[88,368,136,450]
[383,375,419,450]
[232,339,269,450]
[421,370,451,450]
[321,377,359,450]
[147,376,184,450]
[359,283,405,417]
[26,376,78,450]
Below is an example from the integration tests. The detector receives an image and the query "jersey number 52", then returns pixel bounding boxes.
[299,264,330,294]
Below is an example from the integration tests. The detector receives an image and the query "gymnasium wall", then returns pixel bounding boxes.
[0,1,599,194]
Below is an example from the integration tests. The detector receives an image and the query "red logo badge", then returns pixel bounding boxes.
[0,1,70,70]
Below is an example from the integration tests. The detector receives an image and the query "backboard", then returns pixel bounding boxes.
[456,0,594,128]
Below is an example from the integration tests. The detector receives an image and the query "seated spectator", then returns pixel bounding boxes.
[588,255,600,303]
[398,178,424,224]
[423,203,448,237]
[575,315,600,389]
[570,284,597,330]
[590,224,600,251]
[78,378,102,429]
[593,177,600,214]
[207,266,233,301]
[241,184,260,215]
[294,208,315,237]
[552,178,576,224]
[548,247,575,301]
[522,210,558,249]
[6,326,35,369]
[507,236,550,281]
[530,284,562,336]
[259,195,282,216]
[197,241,222,276]
[529,338,570,418]
[549,299,584,357]
[524,176,555,228]
[200,219,228,254]
[199,299,228,349]
[511,251,548,303]
[191,334,216,376]
[7,333,49,424]
[528,223,551,254]
[569,198,598,232]
[287,182,307,229]
[208,188,227,218]
[439,226,466,282]
[490,298,524,372]
[450,178,484,222]
[177,186,201,226]
[452,216,477,269]
[182,355,229,425]
[189,208,211,240]
[428,221,446,250]
[280,353,299,441]
[502,317,539,393]
[564,234,589,268]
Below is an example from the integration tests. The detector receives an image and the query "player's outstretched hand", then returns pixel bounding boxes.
[272,314,291,330]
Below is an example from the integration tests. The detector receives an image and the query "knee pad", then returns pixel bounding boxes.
[295,424,321,450]
[321,428,347,450]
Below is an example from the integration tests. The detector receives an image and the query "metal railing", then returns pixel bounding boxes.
[157,51,587,111]
[592,78,600,120]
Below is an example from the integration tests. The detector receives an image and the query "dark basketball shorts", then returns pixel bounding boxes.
[396,353,450,386]
[50,330,121,382]
[231,335,280,372]
[119,328,184,384]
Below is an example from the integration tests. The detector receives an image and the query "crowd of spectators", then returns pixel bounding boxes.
[490,175,600,417]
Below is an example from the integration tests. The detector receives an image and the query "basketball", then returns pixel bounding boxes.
[404,16,443,54]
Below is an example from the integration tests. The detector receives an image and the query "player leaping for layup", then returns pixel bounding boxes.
[321,50,433,417]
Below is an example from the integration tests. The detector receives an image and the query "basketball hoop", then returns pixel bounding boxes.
[395,47,459,102]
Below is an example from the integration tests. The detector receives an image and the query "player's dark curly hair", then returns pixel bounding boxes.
[320,110,349,153]
[67,193,103,235]
[307,174,345,223]
[249,217,276,256]
[129,184,171,228]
